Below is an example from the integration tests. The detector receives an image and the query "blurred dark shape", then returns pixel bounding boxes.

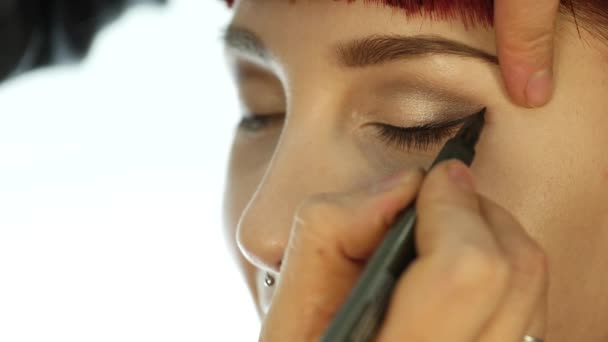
[0,0,166,83]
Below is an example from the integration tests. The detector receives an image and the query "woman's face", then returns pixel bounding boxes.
[222,1,608,339]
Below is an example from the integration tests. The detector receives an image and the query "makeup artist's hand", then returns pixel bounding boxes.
[258,160,549,342]
[495,0,560,107]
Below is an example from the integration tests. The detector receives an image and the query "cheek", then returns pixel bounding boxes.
[472,105,608,246]
[472,110,574,239]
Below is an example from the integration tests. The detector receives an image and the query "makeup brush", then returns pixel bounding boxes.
[321,108,486,342]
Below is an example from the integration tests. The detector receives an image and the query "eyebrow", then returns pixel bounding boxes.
[223,26,268,60]
[338,35,498,67]
[223,25,498,67]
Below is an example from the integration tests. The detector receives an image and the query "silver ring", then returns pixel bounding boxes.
[264,272,275,287]
[523,336,543,342]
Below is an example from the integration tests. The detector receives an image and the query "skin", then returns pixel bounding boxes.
[222,1,608,340]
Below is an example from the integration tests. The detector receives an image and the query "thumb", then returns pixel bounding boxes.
[259,168,424,342]
[495,0,560,108]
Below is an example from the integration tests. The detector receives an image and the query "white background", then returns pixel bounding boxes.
[0,1,260,340]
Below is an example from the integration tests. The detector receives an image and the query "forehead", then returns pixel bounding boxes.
[229,1,497,61]
[342,0,494,27]
[229,0,494,26]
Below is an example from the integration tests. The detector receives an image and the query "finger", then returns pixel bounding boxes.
[259,168,425,342]
[495,0,560,107]
[526,292,548,341]
[475,197,549,342]
[376,160,510,341]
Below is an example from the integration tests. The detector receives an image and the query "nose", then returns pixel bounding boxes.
[237,142,320,273]
[236,118,349,275]
[236,185,290,273]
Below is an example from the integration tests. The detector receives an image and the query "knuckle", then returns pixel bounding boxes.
[418,193,461,219]
[512,241,550,284]
[443,245,510,294]
[502,29,554,60]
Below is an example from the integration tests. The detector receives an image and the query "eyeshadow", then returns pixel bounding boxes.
[369,82,482,126]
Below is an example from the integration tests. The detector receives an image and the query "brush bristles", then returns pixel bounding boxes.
[456,108,486,149]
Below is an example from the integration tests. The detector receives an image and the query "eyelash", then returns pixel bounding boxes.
[373,121,463,151]
[238,114,463,151]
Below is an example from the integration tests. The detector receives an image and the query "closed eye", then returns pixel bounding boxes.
[238,113,284,131]
[239,112,475,152]
[372,116,469,151]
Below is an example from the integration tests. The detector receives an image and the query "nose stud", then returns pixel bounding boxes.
[264,272,275,287]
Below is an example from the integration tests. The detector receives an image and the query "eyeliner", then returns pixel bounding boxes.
[320,108,486,342]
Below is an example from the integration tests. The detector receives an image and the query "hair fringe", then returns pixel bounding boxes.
[223,0,608,42]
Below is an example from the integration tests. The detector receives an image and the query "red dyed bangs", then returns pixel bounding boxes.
[224,0,494,27]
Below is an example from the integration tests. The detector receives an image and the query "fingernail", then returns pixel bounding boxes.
[448,161,475,192]
[526,68,553,108]
[371,169,414,193]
